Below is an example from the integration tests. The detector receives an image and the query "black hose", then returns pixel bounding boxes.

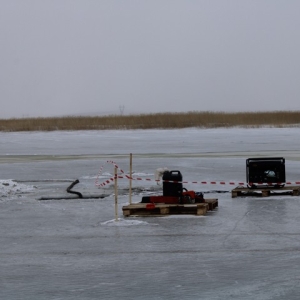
[66,179,83,198]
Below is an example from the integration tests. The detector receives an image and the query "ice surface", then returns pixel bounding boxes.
[1,127,300,300]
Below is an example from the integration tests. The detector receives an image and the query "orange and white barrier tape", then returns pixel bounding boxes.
[95,161,300,187]
[95,161,132,187]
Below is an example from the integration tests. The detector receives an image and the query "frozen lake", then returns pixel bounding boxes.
[1,127,300,300]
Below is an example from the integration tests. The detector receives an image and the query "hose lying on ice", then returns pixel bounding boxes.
[66,179,83,198]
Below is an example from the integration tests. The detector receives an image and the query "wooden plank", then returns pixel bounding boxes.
[159,207,170,215]
[122,209,131,217]
[293,189,300,196]
[122,201,217,217]
[197,204,207,215]
[204,199,218,210]
[262,190,270,197]
[231,185,300,198]
[231,191,238,198]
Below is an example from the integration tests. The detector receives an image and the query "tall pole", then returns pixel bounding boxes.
[114,166,118,221]
[129,153,132,205]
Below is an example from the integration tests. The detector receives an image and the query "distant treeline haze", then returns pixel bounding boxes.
[1,111,300,132]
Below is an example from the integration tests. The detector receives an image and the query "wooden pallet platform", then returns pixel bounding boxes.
[122,199,218,217]
[231,185,300,198]
[204,198,219,210]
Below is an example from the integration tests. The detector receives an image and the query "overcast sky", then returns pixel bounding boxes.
[1,1,300,118]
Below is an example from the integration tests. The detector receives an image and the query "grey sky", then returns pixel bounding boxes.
[1,0,300,118]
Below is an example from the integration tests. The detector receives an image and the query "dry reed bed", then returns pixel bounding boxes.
[1,111,300,132]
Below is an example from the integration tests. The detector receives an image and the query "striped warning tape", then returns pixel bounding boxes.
[95,161,300,187]
[95,161,132,187]
[112,177,300,186]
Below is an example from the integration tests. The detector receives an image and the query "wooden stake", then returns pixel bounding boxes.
[129,153,132,204]
[114,166,118,221]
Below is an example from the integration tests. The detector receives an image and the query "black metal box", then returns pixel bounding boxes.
[246,157,285,187]
[162,170,183,197]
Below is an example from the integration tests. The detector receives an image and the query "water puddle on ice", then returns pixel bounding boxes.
[101,218,151,226]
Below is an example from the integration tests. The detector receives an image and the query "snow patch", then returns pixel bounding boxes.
[0,179,36,199]
[132,172,153,177]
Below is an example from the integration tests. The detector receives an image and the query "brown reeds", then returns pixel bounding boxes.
[0,111,300,132]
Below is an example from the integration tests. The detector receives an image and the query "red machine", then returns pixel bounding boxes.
[141,170,204,204]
